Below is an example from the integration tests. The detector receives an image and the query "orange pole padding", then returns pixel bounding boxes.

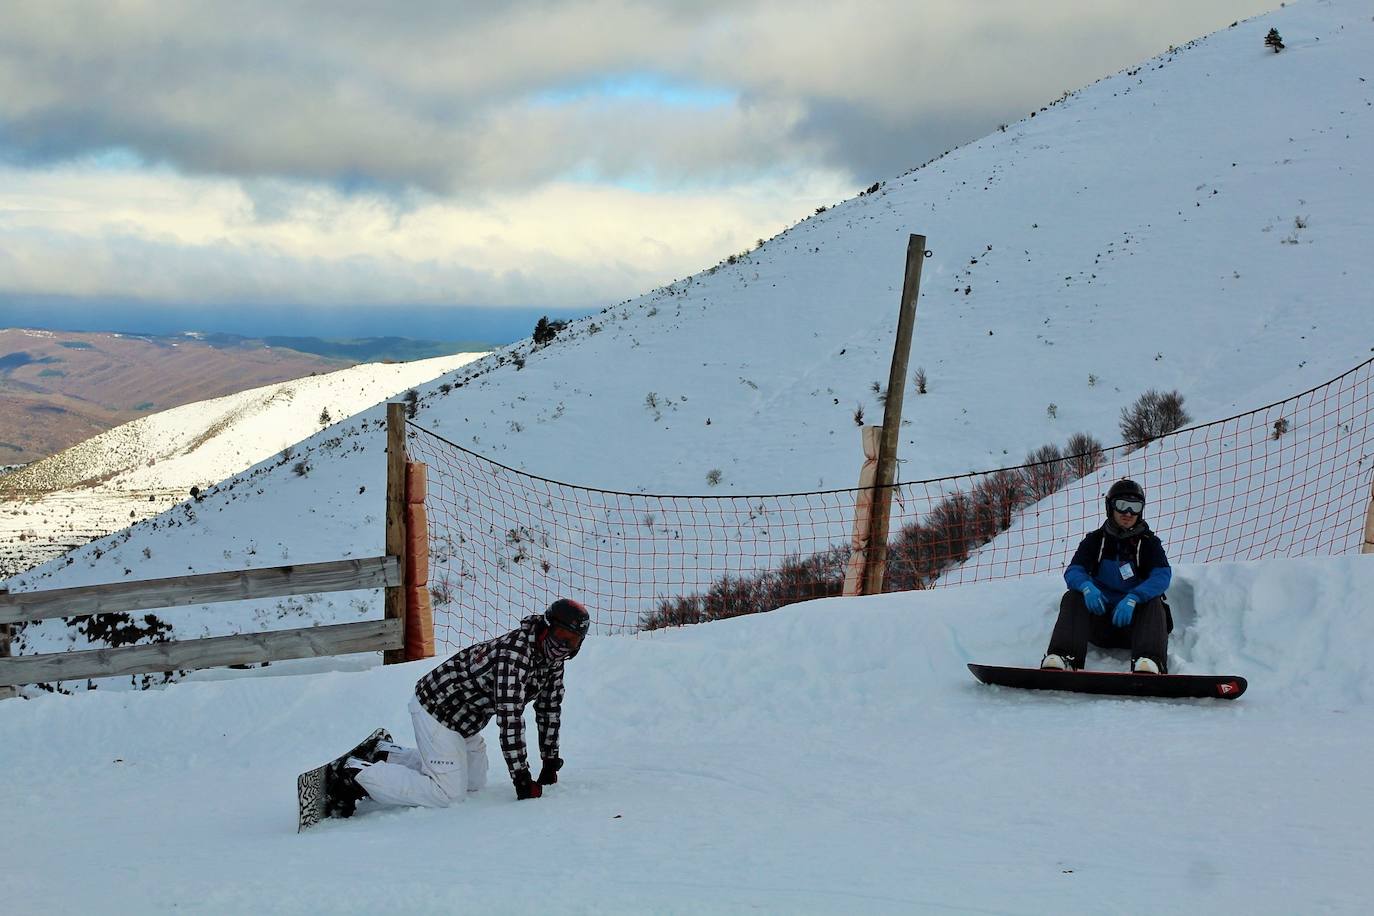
[843,425,882,596]
[405,503,429,586]
[405,585,436,661]
[1363,477,1374,555]
[405,461,428,504]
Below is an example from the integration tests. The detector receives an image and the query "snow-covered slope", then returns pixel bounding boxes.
[0,352,484,575]
[400,0,1374,494]
[4,2,1373,655]
[3,555,1373,913]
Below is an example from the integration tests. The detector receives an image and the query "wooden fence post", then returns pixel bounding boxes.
[384,403,409,665]
[0,589,13,699]
[862,233,927,596]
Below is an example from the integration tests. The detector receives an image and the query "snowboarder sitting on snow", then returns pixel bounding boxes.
[1041,479,1173,674]
[334,598,591,813]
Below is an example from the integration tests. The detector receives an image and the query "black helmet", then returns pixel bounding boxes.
[542,598,590,661]
[1105,478,1145,518]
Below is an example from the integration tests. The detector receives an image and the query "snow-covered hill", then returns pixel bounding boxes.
[0,352,483,576]
[4,555,1373,913]
[4,2,1374,657]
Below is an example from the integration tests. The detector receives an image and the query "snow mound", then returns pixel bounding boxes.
[4,554,1373,913]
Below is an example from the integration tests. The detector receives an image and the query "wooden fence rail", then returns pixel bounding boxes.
[0,556,399,625]
[0,619,402,688]
[0,555,401,690]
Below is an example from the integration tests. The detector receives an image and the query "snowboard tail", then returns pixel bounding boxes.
[968,663,1246,700]
[296,727,392,833]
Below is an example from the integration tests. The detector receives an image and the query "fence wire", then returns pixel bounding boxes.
[407,358,1374,650]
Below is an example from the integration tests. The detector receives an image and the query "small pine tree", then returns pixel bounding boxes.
[319,407,332,426]
[1265,28,1284,52]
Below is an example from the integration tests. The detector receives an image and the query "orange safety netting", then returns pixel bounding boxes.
[406,358,1374,652]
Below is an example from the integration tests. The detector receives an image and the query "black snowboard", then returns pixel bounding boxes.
[968,663,1246,700]
[296,727,392,833]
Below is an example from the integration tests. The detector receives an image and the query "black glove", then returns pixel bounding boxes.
[513,768,543,800]
[537,757,563,786]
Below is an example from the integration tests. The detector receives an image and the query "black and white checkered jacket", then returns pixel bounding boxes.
[414,615,565,778]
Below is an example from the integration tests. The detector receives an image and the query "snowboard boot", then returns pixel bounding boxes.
[1132,656,1161,674]
[373,740,407,763]
[353,729,393,764]
[1041,653,1077,671]
[325,756,371,819]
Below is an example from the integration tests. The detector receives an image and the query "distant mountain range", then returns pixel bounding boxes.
[182,331,494,362]
[0,328,490,464]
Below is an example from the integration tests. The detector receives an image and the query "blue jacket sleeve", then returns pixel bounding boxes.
[1065,565,1092,591]
[1064,533,1098,591]
[1131,566,1172,602]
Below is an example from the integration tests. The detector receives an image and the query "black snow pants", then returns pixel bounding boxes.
[1046,590,1171,673]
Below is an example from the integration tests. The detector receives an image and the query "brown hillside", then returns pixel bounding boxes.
[0,329,352,464]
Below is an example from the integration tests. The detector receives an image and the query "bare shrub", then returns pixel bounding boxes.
[1020,444,1068,502]
[1064,432,1105,479]
[884,522,939,591]
[971,470,1024,541]
[1119,389,1191,450]
[429,580,454,606]
[923,491,976,567]
[640,547,847,630]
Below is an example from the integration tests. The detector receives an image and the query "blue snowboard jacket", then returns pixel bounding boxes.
[1064,522,1172,608]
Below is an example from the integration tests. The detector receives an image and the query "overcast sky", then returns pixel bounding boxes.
[0,0,1275,338]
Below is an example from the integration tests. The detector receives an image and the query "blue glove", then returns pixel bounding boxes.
[1080,582,1106,616]
[1112,594,1139,628]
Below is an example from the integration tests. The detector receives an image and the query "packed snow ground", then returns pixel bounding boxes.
[4,554,1373,914]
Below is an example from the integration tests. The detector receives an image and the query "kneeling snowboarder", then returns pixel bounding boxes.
[328,598,590,819]
[1042,479,1173,673]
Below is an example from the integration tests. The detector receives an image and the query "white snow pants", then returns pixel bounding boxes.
[354,695,490,808]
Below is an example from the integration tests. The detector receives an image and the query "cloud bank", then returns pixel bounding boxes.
[0,0,1274,313]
